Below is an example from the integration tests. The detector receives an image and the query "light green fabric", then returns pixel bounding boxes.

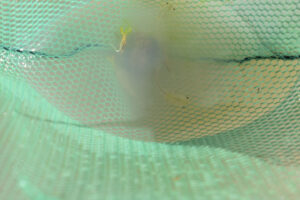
[0,0,299,199]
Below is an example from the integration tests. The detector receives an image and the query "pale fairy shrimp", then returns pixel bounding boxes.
[159,87,190,108]
[154,68,190,108]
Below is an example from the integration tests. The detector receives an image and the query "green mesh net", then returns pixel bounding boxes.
[0,0,299,199]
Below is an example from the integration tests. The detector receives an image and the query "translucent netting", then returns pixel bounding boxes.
[0,0,299,199]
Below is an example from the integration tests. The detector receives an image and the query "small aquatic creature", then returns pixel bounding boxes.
[114,25,132,53]
[154,68,190,108]
[160,89,190,108]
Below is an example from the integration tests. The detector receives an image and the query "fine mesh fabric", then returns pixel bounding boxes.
[0,0,299,199]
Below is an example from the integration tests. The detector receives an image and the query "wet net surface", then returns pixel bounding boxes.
[0,0,299,199]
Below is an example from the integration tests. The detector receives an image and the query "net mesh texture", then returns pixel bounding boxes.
[0,0,299,199]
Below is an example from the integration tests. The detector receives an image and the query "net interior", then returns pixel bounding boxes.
[0,0,299,199]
